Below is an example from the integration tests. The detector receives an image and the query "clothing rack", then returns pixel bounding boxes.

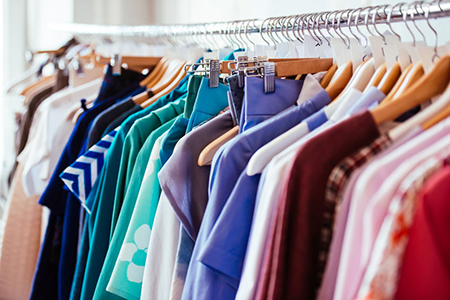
[55,0,450,43]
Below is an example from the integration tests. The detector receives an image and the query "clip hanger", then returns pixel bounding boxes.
[242,57,274,93]
[263,62,276,93]
[112,53,122,76]
[185,58,221,88]
[209,59,220,88]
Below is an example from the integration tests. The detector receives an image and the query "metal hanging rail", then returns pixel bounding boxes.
[54,1,450,41]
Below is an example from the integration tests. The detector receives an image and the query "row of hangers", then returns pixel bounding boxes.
[29,0,450,170]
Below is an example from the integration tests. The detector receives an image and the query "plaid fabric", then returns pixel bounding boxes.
[357,158,444,300]
[317,134,392,287]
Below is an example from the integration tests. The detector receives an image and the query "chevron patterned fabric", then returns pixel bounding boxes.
[60,128,119,212]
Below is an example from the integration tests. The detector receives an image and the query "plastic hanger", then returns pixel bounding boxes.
[370,55,450,125]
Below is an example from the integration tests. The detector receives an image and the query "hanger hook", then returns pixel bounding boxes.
[315,12,330,46]
[280,16,290,42]
[209,23,221,50]
[324,12,336,39]
[268,17,280,45]
[244,19,257,51]
[410,1,427,45]
[306,14,321,45]
[300,14,309,42]
[337,10,351,47]
[371,5,387,44]
[283,15,295,42]
[232,21,240,49]
[289,15,299,42]
[260,17,271,46]
[275,17,286,43]
[345,9,360,44]
[236,20,246,50]
[310,13,323,45]
[294,14,305,42]
[331,10,348,47]
[402,3,416,46]
[353,7,369,47]
[229,21,239,49]
[202,24,212,49]
[243,19,254,50]
[422,1,440,60]
[225,22,235,48]
[363,6,375,37]
[386,3,405,40]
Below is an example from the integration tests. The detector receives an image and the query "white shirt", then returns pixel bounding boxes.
[141,192,180,300]
[19,78,102,197]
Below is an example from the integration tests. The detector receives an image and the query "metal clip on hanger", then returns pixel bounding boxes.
[263,62,276,93]
[209,60,220,87]
[112,53,122,76]
[243,59,275,94]
[185,59,221,88]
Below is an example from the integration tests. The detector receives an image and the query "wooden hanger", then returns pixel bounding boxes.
[145,59,171,88]
[325,61,353,100]
[377,62,402,95]
[381,63,424,106]
[320,63,338,88]
[132,59,185,105]
[141,62,188,108]
[139,57,168,87]
[370,55,450,125]
[363,63,387,93]
[388,82,450,141]
[93,55,162,69]
[198,126,239,166]
[150,60,185,93]
[20,74,55,96]
[78,54,163,82]
[223,58,334,77]
[379,64,413,104]
[422,82,450,129]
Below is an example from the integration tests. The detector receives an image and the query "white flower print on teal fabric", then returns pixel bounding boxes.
[118,224,151,283]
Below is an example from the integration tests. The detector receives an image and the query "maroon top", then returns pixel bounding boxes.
[395,165,450,300]
[257,111,380,300]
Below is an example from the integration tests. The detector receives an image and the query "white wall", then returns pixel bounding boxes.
[73,0,156,25]
[153,0,450,46]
